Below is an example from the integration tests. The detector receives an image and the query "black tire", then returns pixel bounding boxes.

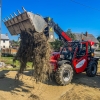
[55,64,73,86]
[86,61,97,77]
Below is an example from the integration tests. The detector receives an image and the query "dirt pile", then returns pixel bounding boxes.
[59,85,100,100]
[0,71,100,100]
[14,32,51,82]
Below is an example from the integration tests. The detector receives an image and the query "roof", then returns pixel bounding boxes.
[73,33,99,43]
[0,34,9,40]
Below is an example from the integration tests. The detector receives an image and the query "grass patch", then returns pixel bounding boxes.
[0,57,100,71]
[1,57,14,64]
[0,57,32,70]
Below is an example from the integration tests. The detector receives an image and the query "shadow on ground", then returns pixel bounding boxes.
[0,70,42,100]
[23,70,100,88]
[72,72,100,88]
[0,70,100,94]
[23,70,58,86]
[0,70,33,94]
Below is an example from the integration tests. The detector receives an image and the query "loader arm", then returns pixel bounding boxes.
[3,8,72,43]
[44,17,72,42]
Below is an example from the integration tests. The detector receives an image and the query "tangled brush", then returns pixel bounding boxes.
[14,31,52,82]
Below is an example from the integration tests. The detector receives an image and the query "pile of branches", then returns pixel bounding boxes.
[14,31,52,82]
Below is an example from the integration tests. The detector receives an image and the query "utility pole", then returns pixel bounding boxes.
[0,0,1,61]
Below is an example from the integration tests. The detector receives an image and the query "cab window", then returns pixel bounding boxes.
[78,44,86,56]
[88,43,91,53]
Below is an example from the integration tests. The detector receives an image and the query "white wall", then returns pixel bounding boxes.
[1,39,10,48]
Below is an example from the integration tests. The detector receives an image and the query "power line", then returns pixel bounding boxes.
[70,0,100,12]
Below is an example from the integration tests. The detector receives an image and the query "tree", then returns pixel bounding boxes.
[97,36,100,48]
[66,29,76,40]
[97,36,100,42]
[50,39,63,51]
[11,40,20,46]
[50,29,76,51]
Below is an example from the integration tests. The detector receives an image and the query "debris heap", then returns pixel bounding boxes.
[14,31,52,82]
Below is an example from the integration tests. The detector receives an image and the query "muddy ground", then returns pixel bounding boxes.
[0,66,100,100]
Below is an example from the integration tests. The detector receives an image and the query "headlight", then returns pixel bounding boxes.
[91,53,94,57]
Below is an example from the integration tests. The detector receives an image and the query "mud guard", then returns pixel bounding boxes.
[57,60,71,67]
[91,57,99,65]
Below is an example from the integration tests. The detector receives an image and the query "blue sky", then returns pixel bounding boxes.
[1,0,100,40]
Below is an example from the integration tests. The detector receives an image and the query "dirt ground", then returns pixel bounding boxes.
[0,66,100,100]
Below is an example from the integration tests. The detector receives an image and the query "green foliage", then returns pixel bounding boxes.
[97,41,100,48]
[50,29,76,51]
[66,29,76,40]
[1,57,32,69]
[11,40,20,45]
[97,36,100,42]
[50,39,63,51]
[2,53,14,57]
[97,36,100,48]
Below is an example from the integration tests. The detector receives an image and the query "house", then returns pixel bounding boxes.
[73,32,99,50]
[0,34,19,56]
[0,34,10,48]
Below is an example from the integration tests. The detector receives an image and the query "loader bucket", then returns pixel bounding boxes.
[4,10,47,35]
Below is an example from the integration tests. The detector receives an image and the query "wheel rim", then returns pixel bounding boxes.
[91,64,96,74]
[63,69,70,82]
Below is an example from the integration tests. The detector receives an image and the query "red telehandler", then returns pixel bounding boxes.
[3,8,99,85]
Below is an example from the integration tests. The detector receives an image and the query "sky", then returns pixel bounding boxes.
[1,0,100,40]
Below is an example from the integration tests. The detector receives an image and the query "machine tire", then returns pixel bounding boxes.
[55,63,73,86]
[86,61,97,77]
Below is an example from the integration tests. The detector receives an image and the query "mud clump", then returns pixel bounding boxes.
[14,32,52,82]
[29,94,40,100]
